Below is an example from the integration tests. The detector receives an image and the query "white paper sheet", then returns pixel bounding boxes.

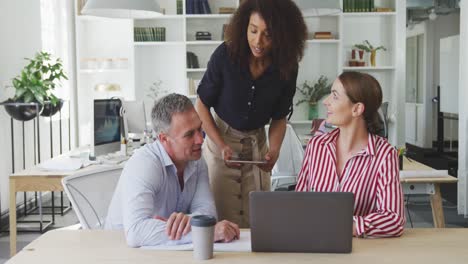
[142,230,251,252]
[39,157,84,171]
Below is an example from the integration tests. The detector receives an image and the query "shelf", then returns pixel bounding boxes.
[79,69,129,73]
[342,66,395,71]
[185,14,232,19]
[134,41,184,46]
[136,15,184,20]
[342,12,396,17]
[186,41,223,45]
[307,39,340,44]
[187,68,207,72]
[303,12,340,18]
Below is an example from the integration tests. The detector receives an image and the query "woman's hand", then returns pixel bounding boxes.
[221,144,242,169]
[257,150,279,172]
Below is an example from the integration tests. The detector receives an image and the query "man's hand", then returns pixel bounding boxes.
[214,220,240,243]
[257,150,279,172]
[166,212,191,240]
[221,145,242,169]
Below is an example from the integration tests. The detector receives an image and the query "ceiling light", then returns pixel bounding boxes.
[82,0,162,19]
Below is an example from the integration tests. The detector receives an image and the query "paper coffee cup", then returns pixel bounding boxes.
[190,215,216,260]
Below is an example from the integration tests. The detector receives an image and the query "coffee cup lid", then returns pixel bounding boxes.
[190,215,216,227]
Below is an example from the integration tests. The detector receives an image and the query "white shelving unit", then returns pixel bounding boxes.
[75,0,405,146]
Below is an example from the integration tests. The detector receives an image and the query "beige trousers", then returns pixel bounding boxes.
[203,114,270,228]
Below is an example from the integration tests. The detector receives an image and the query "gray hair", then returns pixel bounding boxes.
[151,93,194,135]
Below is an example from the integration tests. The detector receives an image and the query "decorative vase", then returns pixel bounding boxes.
[41,99,64,117]
[2,99,43,121]
[370,50,377,67]
[308,102,318,120]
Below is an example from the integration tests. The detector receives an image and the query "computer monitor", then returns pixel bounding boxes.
[92,99,122,157]
[121,100,148,140]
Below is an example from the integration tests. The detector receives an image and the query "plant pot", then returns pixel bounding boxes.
[308,102,318,120]
[2,99,43,121]
[358,50,364,60]
[41,99,64,117]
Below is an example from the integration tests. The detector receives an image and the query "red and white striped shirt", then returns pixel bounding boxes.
[296,129,405,238]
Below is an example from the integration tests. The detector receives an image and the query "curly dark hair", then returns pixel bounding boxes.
[224,0,307,80]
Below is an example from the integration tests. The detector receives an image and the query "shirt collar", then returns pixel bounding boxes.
[321,128,376,157]
[155,140,174,167]
[153,140,197,180]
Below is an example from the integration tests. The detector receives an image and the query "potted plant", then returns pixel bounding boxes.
[354,40,386,67]
[397,147,406,170]
[3,51,68,121]
[295,75,332,120]
[146,80,168,101]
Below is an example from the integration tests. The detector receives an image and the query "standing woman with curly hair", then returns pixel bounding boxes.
[195,0,307,227]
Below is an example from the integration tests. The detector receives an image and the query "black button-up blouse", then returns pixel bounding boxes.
[197,43,297,131]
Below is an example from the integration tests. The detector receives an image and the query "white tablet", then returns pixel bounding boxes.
[225,160,268,165]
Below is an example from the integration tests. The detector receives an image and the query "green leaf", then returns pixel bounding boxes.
[15,88,26,98]
[23,92,34,103]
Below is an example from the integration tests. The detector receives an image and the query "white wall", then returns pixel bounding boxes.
[406,22,434,148]
[457,0,468,216]
[431,13,460,143]
[406,13,460,148]
[0,0,74,216]
[0,0,43,215]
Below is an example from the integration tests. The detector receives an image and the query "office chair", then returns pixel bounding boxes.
[378,102,389,138]
[62,166,123,229]
[268,124,305,191]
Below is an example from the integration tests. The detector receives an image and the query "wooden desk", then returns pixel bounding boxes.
[9,164,116,257]
[400,159,457,228]
[8,158,456,257]
[7,229,468,264]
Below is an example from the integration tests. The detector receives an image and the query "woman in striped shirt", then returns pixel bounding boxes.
[296,72,405,238]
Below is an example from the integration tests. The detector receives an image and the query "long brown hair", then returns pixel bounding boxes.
[338,72,383,135]
[224,0,307,80]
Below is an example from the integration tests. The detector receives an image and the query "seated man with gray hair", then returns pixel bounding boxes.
[105,93,240,247]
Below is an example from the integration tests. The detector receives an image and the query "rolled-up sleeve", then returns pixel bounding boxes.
[354,150,405,238]
[197,44,224,108]
[271,67,297,120]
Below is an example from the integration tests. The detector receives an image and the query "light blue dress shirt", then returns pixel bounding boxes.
[104,140,217,247]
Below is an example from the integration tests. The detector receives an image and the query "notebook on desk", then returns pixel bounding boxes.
[249,191,354,253]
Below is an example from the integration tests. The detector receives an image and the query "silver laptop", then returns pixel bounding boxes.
[249,191,354,253]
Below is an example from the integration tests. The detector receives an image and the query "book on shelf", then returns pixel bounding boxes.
[344,0,380,13]
[187,78,200,96]
[186,0,211,14]
[375,7,394,12]
[313,31,333,39]
[186,52,200,68]
[134,27,166,42]
[201,0,211,14]
[219,7,236,14]
[177,0,183,14]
